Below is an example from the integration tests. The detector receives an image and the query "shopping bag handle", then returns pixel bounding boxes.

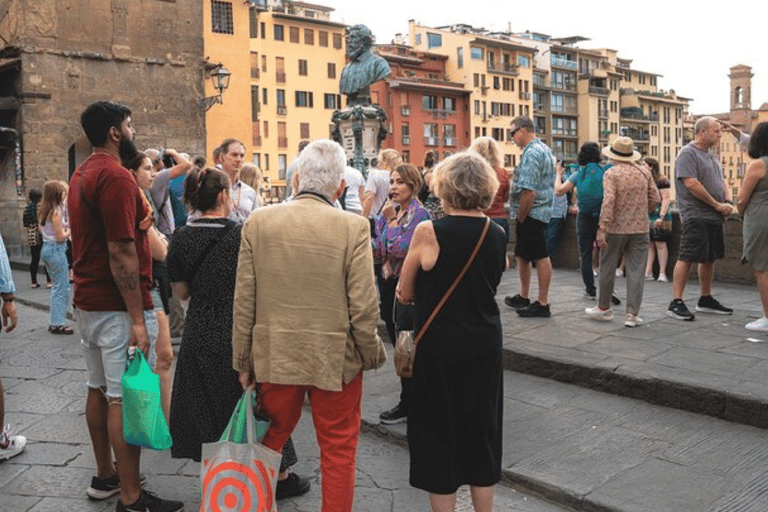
[221,386,257,444]
[245,386,256,445]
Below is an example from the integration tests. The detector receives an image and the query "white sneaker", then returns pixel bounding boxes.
[746,317,768,332]
[644,274,654,281]
[657,274,669,283]
[625,313,644,327]
[615,269,623,277]
[585,305,613,321]
[593,268,599,277]
[0,425,26,461]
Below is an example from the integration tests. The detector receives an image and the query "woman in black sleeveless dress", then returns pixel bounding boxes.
[397,152,507,511]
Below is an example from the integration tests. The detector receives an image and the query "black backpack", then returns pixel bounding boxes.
[22,202,37,227]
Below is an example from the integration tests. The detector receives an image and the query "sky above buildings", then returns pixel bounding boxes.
[328,0,765,116]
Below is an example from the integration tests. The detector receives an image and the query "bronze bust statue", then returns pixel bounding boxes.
[339,24,391,106]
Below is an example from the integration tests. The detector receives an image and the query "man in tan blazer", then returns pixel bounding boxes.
[233,139,386,512]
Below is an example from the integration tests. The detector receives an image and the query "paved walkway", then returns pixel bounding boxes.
[4,264,768,512]
[0,268,569,512]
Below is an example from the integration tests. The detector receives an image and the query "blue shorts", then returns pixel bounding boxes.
[78,310,158,400]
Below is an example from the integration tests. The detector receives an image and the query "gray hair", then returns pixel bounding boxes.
[296,140,346,200]
[695,116,718,135]
[511,116,535,134]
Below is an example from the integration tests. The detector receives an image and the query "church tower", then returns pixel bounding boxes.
[729,64,753,111]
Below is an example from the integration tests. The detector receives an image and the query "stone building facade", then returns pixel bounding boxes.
[0,0,205,254]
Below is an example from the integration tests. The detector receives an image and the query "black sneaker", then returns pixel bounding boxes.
[696,295,733,315]
[611,295,621,306]
[87,471,147,500]
[115,490,183,512]
[516,301,551,318]
[86,473,120,500]
[667,299,695,321]
[379,404,407,425]
[276,472,311,500]
[504,294,530,309]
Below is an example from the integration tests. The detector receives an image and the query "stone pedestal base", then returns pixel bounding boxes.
[331,104,387,178]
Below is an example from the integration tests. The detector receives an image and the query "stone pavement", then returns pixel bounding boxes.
[3,264,768,511]
[494,267,768,428]
[0,268,569,512]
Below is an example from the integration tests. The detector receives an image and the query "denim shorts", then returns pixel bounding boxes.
[79,310,158,399]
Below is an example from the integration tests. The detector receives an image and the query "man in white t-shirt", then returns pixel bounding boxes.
[342,166,365,215]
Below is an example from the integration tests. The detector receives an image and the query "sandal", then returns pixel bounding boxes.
[49,325,74,335]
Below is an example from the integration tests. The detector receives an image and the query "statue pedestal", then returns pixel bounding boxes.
[331,104,388,179]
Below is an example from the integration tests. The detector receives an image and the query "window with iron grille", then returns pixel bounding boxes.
[211,1,233,34]
[249,7,257,38]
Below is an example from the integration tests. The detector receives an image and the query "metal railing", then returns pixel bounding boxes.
[487,61,519,74]
[551,56,577,69]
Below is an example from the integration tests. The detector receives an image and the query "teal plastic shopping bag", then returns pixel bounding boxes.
[121,347,172,450]
[201,387,281,512]
[220,389,270,444]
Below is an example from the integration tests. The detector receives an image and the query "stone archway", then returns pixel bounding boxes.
[68,136,92,180]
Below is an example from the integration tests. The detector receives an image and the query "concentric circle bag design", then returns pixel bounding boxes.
[201,388,281,512]
[201,457,277,512]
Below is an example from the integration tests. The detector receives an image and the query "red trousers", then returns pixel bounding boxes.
[259,372,363,512]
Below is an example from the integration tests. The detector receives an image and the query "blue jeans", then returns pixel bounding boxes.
[546,216,567,258]
[40,241,70,326]
[577,212,600,295]
[491,217,510,243]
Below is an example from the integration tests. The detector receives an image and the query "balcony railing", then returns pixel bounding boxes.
[620,108,658,122]
[620,128,649,141]
[551,56,577,69]
[589,86,610,96]
[427,108,455,118]
[425,136,439,146]
[487,61,519,75]
[551,105,577,115]
[276,71,286,83]
[277,106,287,115]
[402,136,410,145]
[278,136,288,148]
[443,137,456,146]
[598,108,609,118]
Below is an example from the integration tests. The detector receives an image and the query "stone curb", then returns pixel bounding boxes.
[502,347,768,430]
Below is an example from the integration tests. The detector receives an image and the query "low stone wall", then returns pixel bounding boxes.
[536,211,756,286]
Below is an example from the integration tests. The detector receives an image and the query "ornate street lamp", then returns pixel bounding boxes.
[201,64,231,111]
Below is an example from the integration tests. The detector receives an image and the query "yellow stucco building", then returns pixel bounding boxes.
[204,0,346,197]
[712,65,768,199]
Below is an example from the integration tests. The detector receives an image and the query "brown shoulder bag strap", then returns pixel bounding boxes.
[412,216,491,345]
